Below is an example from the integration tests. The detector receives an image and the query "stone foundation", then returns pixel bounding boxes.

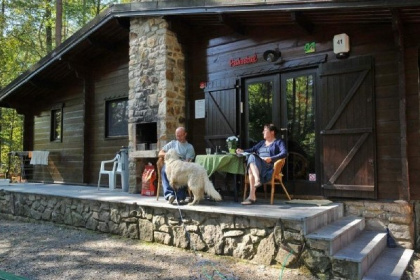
[343,200,414,248]
[0,190,305,267]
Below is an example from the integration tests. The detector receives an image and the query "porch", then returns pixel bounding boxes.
[0,183,415,279]
[0,183,338,232]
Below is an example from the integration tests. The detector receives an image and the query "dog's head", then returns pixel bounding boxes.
[164,149,181,162]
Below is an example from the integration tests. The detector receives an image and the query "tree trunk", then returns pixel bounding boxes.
[1,0,5,38]
[45,0,52,53]
[55,0,62,47]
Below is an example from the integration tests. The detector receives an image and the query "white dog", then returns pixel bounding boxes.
[164,149,222,205]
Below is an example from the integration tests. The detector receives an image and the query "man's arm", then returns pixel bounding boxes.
[158,149,166,158]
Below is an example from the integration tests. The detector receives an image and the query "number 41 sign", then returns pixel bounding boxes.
[333,33,350,58]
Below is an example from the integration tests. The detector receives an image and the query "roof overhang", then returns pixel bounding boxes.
[2,0,420,111]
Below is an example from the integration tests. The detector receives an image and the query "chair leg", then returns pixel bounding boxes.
[264,184,267,199]
[156,174,161,201]
[97,174,101,190]
[280,181,291,200]
[109,173,115,190]
[271,183,275,205]
[156,159,164,200]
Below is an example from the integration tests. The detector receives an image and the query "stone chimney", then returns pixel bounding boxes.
[127,17,186,193]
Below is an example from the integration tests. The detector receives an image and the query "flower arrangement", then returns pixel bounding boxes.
[226,136,239,154]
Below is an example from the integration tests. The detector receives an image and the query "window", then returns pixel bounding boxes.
[50,108,63,142]
[106,98,128,138]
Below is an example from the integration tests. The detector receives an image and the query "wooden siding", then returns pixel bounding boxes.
[187,23,420,200]
[32,84,85,183]
[91,59,129,187]
[29,54,129,185]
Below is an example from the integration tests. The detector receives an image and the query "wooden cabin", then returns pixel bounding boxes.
[1,1,420,246]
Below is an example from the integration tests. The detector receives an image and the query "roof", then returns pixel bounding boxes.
[2,0,420,111]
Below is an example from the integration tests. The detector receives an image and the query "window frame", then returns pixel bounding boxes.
[50,104,63,142]
[105,97,128,139]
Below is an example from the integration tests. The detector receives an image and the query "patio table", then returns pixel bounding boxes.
[195,154,245,201]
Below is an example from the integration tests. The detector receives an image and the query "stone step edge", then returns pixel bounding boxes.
[362,248,414,280]
[302,203,343,235]
[306,216,365,256]
[333,231,387,278]
[334,231,386,262]
[306,216,364,240]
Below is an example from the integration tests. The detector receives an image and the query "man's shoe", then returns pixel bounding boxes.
[168,195,175,204]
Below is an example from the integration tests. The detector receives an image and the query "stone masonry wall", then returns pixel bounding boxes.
[0,190,305,267]
[343,200,414,248]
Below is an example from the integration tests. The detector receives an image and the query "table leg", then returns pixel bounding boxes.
[233,174,238,202]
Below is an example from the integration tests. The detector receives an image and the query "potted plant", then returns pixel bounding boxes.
[226,136,239,154]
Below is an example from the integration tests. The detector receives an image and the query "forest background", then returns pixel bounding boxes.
[0,0,130,178]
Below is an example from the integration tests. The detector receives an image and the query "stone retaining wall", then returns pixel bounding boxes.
[343,200,414,248]
[0,190,304,267]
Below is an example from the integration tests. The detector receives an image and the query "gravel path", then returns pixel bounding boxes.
[0,217,317,280]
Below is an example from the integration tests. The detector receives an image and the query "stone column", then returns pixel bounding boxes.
[128,17,186,193]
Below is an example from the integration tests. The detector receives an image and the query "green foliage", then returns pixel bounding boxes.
[0,0,129,177]
[286,75,315,158]
[0,108,23,176]
[248,82,273,144]
[0,0,127,88]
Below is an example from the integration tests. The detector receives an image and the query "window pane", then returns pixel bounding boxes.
[247,81,273,147]
[51,109,62,141]
[106,98,128,137]
[286,75,315,180]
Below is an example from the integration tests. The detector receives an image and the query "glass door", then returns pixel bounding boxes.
[243,69,319,195]
[243,75,280,148]
[281,70,316,187]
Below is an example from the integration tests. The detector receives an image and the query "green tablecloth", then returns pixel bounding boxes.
[195,154,245,177]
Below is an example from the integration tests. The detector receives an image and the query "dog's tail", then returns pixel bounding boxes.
[205,180,222,201]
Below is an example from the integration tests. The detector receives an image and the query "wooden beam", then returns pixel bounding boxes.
[86,36,117,52]
[291,12,314,34]
[28,78,58,90]
[218,14,246,35]
[165,17,194,45]
[391,8,410,201]
[65,61,91,80]
[115,18,130,31]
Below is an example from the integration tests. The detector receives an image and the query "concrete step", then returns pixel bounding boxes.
[302,203,343,235]
[332,231,387,280]
[363,247,414,280]
[306,216,365,256]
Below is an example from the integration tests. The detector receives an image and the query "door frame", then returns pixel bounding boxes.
[240,67,321,196]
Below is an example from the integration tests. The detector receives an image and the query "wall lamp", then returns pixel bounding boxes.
[263,49,281,62]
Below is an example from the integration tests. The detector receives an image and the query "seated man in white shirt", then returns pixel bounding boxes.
[158,127,195,204]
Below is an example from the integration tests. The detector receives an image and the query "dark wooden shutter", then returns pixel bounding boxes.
[319,56,376,199]
[205,87,238,149]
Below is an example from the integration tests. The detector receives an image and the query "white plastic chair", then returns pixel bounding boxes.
[97,153,122,190]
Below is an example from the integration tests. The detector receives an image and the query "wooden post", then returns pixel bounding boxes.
[392,9,410,201]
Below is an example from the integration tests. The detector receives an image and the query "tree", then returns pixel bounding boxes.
[0,0,129,177]
[0,108,23,177]
[55,0,62,46]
